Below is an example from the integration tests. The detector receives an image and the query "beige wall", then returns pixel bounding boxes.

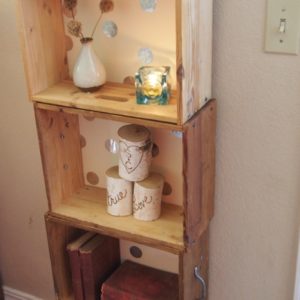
[0,1,299,300]
[0,1,54,299]
[210,0,300,299]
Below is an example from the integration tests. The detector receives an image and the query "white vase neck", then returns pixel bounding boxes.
[80,37,93,45]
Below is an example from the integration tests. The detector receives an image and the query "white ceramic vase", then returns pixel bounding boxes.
[73,37,106,92]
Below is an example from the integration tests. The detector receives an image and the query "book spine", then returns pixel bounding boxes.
[80,252,96,300]
[81,238,120,299]
[67,249,84,300]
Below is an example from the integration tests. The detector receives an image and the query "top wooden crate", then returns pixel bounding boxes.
[17,0,212,126]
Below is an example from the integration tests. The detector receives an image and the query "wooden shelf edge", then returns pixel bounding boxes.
[32,81,179,126]
[45,212,185,255]
[35,102,183,131]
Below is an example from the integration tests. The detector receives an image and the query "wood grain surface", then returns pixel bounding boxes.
[49,185,184,254]
[17,0,68,96]
[183,100,216,244]
[179,229,209,300]
[45,216,83,300]
[33,81,178,124]
[35,106,84,210]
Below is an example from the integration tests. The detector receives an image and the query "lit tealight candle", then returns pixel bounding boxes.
[135,66,170,105]
[143,72,163,98]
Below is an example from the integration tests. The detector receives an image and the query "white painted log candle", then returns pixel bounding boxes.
[133,173,164,221]
[106,166,133,216]
[118,124,152,182]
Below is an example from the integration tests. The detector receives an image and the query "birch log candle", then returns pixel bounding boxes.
[118,124,152,182]
[133,173,164,221]
[106,166,133,216]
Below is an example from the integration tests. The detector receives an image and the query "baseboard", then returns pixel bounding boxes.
[3,287,42,300]
[294,229,300,300]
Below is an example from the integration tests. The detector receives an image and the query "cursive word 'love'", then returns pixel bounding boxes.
[133,195,153,212]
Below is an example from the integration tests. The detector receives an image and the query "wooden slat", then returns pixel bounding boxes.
[179,229,209,300]
[49,185,184,254]
[176,0,183,125]
[45,217,83,300]
[182,100,216,244]
[35,107,84,210]
[32,81,178,124]
[16,0,68,96]
[35,103,183,131]
[181,0,213,122]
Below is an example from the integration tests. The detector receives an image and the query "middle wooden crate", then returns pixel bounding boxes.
[36,104,184,254]
[35,100,215,254]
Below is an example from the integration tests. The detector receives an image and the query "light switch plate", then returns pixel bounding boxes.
[265,0,300,55]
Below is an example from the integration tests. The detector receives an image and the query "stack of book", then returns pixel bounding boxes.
[101,260,179,300]
[66,232,120,300]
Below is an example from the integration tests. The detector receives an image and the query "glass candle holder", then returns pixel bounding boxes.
[135,66,170,105]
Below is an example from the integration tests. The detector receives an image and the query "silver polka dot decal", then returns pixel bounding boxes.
[102,21,118,38]
[105,139,119,154]
[140,0,157,12]
[138,48,153,64]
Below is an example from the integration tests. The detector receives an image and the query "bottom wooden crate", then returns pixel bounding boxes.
[45,214,209,300]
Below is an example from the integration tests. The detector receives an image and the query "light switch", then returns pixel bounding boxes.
[265,0,300,55]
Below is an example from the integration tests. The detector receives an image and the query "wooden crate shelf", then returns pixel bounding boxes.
[17,0,212,126]
[34,100,216,252]
[36,102,183,131]
[33,81,178,124]
[17,0,215,298]
[49,185,184,254]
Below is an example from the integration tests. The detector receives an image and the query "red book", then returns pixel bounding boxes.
[66,232,96,300]
[79,234,120,300]
[101,261,179,300]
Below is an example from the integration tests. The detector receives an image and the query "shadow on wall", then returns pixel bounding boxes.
[0,272,3,300]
